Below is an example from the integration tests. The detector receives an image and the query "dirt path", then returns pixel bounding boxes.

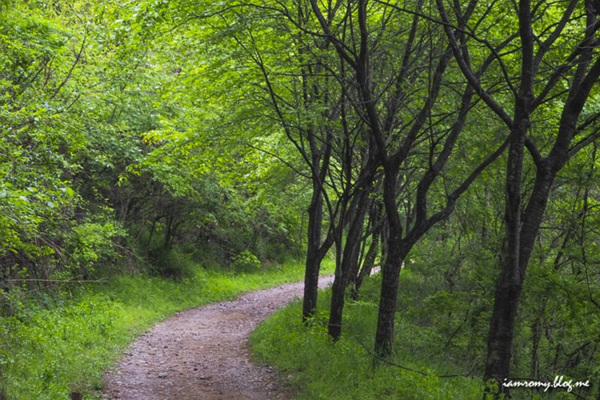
[102,276,334,400]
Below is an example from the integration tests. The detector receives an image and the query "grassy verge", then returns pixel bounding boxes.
[0,260,328,399]
[250,272,485,400]
[252,266,593,399]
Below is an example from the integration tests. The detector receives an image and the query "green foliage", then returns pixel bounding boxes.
[0,0,151,285]
[1,294,124,399]
[2,1,599,399]
[231,250,262,273]
[0,0,308,294]
[61,217,125,278]
[151,247,195,280]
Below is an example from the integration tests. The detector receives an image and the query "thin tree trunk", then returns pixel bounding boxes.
[530,317,541,378]
[303,185,325,322]
[373,238,406,358]
[328,188,371,340]
[353,199,383,298]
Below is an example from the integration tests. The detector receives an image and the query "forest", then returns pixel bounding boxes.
[1,0,600,399]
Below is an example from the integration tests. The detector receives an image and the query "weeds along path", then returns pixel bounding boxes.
[102,275,335,400]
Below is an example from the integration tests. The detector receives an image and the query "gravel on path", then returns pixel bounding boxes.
[102,275,334,400]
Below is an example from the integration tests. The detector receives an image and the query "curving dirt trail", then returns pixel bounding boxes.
[102,276,334,400]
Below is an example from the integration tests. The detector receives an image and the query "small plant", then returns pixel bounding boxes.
[231,251,261,273]
[63,218,125,279]
[153,248,195,280]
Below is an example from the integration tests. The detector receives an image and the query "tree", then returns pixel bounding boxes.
[109,0,324,270]
[305,0,511,357]
[0,0,129,283]
[436,0,600,394]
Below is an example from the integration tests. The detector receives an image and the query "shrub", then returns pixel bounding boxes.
[231,250,261,273]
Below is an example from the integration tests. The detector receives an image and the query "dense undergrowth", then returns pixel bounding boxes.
[0,260,321,400]
[251,269,588,400]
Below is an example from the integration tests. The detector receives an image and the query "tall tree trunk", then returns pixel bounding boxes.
[484,113,527,393]
[374,167,406,358]
[484,160,557,396]
[328,188,371,340]
[303,183,325,322]
[484,121,559,396]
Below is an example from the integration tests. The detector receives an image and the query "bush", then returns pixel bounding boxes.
[152,248,195,280]
[231,250,261,273]
[62,218,125,279]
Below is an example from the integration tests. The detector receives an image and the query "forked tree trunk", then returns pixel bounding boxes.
[484,117,527,391]
[302,184,326,322]
[484,164,556,395]
[328,188,371,340]
[352,218,381,299]
[374,168,407,357]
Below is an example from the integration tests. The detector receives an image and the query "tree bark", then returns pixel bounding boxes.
[483,101,529,394]
[374,167,406,357]
[302,181,326,322]
[328,186,371,340]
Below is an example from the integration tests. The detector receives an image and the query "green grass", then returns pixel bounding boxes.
[251,270,590,400]
[250,273,487,400]
[0,260,331,399]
